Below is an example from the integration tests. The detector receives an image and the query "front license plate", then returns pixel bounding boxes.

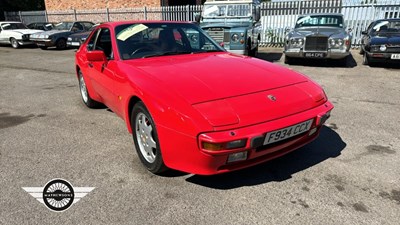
[67,41,80,46]
[263,119,314,145]
[305,52,325,58]
[391,54,400,59]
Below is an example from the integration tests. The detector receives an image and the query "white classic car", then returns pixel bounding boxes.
[0,21,43,48]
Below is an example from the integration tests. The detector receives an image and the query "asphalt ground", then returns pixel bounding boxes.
[0,46,399,224]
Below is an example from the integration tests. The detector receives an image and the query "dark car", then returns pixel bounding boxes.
[27,22,55,31]
[30,21,94,49]
[360,18,400,65]
[67,24,99,48]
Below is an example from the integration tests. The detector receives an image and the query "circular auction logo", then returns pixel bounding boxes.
[42,179,75,212]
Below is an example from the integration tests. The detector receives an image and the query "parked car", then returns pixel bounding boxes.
[360,18,400,65]
[27,22,55,31]
[284,13,352,65]
[0,21,42,48]
[30,21,94,49]
[76,21,333,175]
[67,24,99,48]
[196,0,261,56]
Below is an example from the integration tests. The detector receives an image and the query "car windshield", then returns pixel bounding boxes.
[372,20,400,33]
[203,4,251,18]
[1,23,27,30]
[54,22,74,30]
[295,15,344,28]
[115,23,225,60]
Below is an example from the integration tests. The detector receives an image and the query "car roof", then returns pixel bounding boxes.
[0,21,23,24]
[99,20,192,28]
[299,13,344,17]
[375,18,400,22]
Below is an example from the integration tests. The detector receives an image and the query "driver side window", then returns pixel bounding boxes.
[87,29,100,51]
[94,28,113,59]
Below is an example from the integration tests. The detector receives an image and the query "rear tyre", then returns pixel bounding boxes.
[10,38,20,49]
[362,52,370,65]
[56,38,67,49]
[78,71,102,108]
[359,46,364,55]
[131,102,167,174]
[249,40,259,57]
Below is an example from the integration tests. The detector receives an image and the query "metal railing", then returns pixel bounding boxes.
[4,0,400,46]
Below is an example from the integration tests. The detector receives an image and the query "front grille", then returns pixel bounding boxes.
[206,28,229,43]
[387,46,400,53]
[305,36,328,51]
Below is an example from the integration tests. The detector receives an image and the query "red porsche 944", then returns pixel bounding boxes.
[75,21,333,175]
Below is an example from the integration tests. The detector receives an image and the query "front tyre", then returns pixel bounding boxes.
[132,102,167,174]
[78,71,101,108]
[10,38,20,49]
[56,38,67,49]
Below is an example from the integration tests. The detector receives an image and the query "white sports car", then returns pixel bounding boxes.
[0,21,42,48]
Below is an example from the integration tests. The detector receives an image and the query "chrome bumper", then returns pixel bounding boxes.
[284,48,350,59]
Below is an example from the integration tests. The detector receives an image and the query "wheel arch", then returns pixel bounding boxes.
[126,95,143,133]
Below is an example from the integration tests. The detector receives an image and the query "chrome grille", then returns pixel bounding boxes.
[305,36,328,51]
[206,28,226,43]
[387,46,400,53]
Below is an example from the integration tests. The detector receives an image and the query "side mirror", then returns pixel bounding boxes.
[195,14,201,23]
[255,7,261,22]
[87,50,106,62]
[347,27,353,33]
[285,27,291,34]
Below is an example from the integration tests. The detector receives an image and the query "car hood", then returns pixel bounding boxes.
[121,53,324,127]
[292,27,345,37]
[370,34,400,45]
[31,30,70,37]
[201,22,252,29]
[5,29,42,35]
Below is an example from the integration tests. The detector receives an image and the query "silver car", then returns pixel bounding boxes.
[284,13,352,65]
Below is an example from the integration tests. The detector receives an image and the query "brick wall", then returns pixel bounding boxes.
[45,0,161,10]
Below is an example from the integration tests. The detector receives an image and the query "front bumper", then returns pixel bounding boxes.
[227,49,245,55]
[30,38,56,47]
[17,39,36,46]
[284,48,349,59]
[366,51,400,62]
[157,101,334,175]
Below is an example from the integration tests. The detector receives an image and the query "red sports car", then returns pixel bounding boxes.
[75,21,333,175]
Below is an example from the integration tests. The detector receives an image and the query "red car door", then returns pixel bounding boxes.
[86,28,120,114]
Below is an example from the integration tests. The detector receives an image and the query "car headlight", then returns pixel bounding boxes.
[231,33,239,43]
[380,45,387,51]
[67,37,72,41]
[22,34,29,40]
[290,37,304,47]
[44,34,49,39]
[329,38,345,47]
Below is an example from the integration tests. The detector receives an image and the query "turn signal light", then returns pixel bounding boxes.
[202,139,247,151]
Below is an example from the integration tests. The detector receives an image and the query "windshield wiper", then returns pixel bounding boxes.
[142,50,194,58]
[192,49,224,54]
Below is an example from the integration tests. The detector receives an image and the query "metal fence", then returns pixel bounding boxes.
[4,0,400,46]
